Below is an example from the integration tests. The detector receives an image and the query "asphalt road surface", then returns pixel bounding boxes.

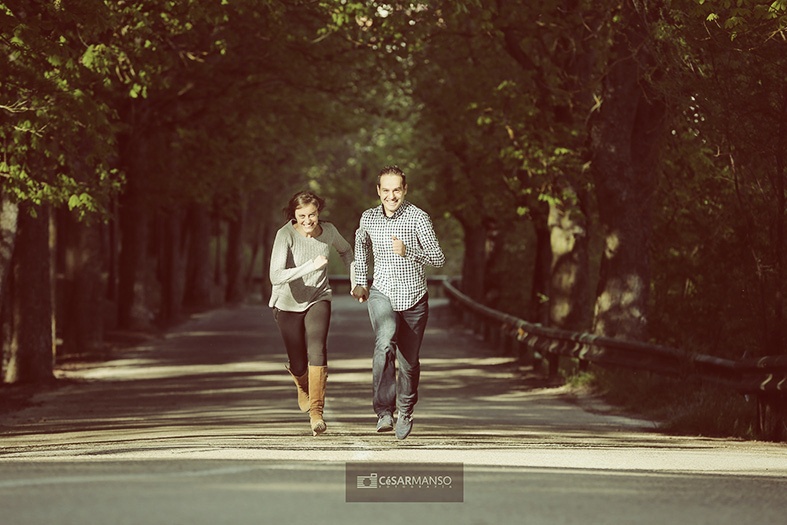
[1,296,785,525]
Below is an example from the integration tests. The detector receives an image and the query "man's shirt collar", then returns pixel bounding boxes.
[379,200,410,220]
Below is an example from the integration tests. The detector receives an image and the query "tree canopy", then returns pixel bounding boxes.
[1,0,786,387]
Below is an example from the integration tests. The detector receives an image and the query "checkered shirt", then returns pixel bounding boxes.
[354,201,445,311]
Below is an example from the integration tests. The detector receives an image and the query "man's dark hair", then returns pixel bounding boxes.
[377,165,407,187]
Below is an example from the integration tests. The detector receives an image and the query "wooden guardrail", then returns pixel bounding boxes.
[439,277,787,442]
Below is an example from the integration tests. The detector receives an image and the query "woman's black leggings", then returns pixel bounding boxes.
[273,300,331,375]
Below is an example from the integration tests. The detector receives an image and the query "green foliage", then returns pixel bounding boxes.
[2,0,784,377]
[651,131,761,358]
[649,0,787,358]
[695,0,787,38]
[0,0,120,217]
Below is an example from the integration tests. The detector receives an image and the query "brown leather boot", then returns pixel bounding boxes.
[286,366,310,413]
[308,365,328,436]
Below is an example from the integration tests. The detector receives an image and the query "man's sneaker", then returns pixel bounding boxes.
[395,414,413,440]
[376,414,394,432]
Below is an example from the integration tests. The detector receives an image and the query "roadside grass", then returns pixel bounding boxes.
[563,366,758,439]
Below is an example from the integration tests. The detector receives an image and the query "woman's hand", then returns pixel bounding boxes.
[312,255,328,270]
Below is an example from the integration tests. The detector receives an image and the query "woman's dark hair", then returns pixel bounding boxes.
[283,191,325,220]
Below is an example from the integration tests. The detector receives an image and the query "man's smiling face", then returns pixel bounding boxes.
[377,173,407,217]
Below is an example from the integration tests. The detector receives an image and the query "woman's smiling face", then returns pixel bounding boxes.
[294,203,320,235]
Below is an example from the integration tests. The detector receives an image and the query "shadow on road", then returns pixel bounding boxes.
[0,296,688,458]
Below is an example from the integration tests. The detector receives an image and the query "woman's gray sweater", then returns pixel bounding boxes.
[268,221,353,312]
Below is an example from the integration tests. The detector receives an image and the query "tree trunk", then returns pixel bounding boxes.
[158,207,186,325]
[115,98,157,330]
[260,221,275,303]
[117,140,152,330]
[105,196,119,304]
[548,187,590,331]
[589,1,665,340]
[245,219,268,300]
[58,211,105,356]
[0,194,19,383]
[3,204,55,384]
[530,205,552,325]
[548,0,595,332]
[773,84,786,354]
[213,213,223,287]
[458,219,488,303]
[183,202,213,310]
[0,194,19,296]
[225,210,245,304]
[0,264,12,382]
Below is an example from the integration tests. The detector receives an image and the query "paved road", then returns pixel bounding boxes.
[1,297,785,525]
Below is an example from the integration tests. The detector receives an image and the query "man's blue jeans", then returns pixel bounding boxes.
[367,287,429,418]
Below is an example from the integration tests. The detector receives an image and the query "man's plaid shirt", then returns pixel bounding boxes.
[354,200,445,311]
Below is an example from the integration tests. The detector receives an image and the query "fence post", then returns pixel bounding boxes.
[547,353,559,378]
[757,394,786,441]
